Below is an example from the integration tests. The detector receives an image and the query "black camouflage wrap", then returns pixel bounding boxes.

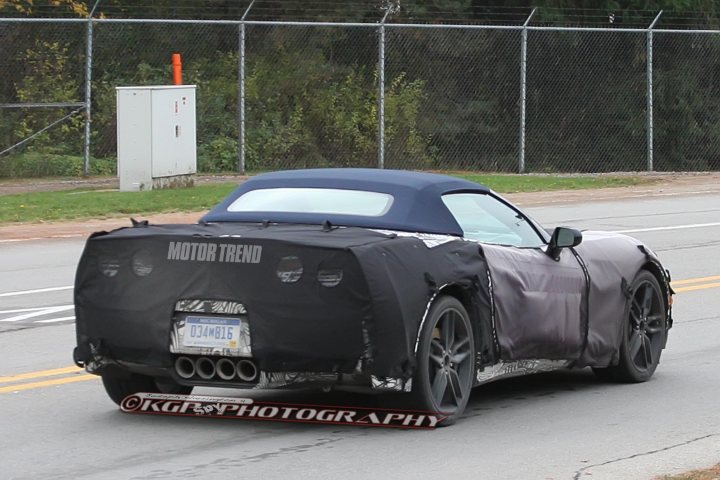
[74,223,493,379]
[572,231,672,368]
[74,223,671,385]
[480,232,671,369]
[480,243,588,361]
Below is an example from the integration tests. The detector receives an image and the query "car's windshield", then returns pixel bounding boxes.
[442,192,544,247]
[227,187,394,217]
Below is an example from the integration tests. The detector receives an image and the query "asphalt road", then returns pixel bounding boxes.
[1,191,719,480]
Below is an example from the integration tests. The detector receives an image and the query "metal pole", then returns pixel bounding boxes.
[82,21,92,176]
[646,10,662,172]
[3,16,719,34]
[378,9,390,169]
[83,1,101,176]
[238,1,255,175]
[0,102,85,108]
[238,23,246,175]
[519,8,535,174]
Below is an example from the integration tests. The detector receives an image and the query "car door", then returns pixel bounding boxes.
[442,192,588,361]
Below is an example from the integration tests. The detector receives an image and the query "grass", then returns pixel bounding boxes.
[0,173,653,224]
[456,173,649,192]
[0,183,238,224]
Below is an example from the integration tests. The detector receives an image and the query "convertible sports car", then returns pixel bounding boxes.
[73,169,673,425]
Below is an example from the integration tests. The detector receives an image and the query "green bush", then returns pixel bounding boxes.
[198,137,239,173]
[243,35,431,171]
[0,153,116,178]
[13,40,84,155]
[2,29,430,176]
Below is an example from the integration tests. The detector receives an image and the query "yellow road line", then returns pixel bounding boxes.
[0,374,97,394]
[1,273,718,394]
[0,366,83,384]
[673,282,720,293]
[672,275,720,286]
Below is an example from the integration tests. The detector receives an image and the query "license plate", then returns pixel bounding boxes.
[182,316,241,349]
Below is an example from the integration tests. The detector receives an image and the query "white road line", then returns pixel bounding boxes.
[35,316,76,324]
[0,304,73,315]
[613,222,720,234]
[0,234,84,243]
[0,286,73,297]
[0,305,74,322]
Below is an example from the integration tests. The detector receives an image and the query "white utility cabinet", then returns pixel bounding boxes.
[116,85,197,191]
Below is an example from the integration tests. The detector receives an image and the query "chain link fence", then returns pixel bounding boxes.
[526,30,648,172]
[1,11,720,177]
[246,24,379,170]
[654,32,720,171]
[386,27,521,171]
[91,21,241,166]
[0,20,87,176]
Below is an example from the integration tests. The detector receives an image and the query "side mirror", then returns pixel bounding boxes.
[547,227,582,260]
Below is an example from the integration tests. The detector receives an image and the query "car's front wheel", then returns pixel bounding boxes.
[593,270,667,382]
[101,370,193,405]
[409,296,475,426]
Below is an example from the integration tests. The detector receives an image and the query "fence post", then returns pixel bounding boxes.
[518,8,535,174]
[238,23,246,174]
[377,9,391,169]
[646,11,663,172]
[83,2,101,176]
[238,1,255,175]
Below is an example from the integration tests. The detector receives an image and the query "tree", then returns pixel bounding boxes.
[0,0,90,16]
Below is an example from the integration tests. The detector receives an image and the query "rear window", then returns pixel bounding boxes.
[227,188,394,217]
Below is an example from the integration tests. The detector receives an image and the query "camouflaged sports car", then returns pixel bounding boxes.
[73,169,673,425]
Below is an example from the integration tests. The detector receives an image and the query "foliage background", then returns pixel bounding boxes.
[1,0,719,176]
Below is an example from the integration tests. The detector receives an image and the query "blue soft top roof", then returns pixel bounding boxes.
[201,168,489,235]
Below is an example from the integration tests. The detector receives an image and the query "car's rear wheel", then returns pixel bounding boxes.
[101,370,193,405]
[593,270,667,382]
[409,296,475,426]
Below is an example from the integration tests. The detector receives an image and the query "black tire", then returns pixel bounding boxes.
[408,296,475,427]
[593,270,667,383]
[101,371,193,406]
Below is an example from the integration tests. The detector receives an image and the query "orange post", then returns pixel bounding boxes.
[172,53,183,85]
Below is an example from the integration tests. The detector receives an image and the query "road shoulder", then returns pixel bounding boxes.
[2,172,719,242]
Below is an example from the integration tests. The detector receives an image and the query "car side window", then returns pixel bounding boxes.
[442,193,545,248]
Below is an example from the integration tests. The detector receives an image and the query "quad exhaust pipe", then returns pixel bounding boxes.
[175,356,196,379]
[195,357,216,380]
[174,356,258,382]
[236,359,258,382]
[216,358,237,380]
